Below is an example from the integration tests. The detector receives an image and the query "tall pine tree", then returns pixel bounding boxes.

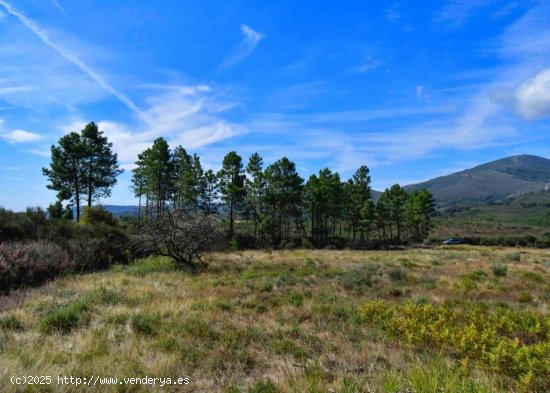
[218,151,246,238]
[80,122,123,207]
[43,132,86,221]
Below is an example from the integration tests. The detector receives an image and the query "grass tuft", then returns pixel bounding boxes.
[492,263,508,277]
[39,299,89,333]
[130,313,157,335]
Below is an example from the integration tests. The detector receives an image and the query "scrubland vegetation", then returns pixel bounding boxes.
[0,207,129,293]
[1,247,549,392]
[1,123,549,392]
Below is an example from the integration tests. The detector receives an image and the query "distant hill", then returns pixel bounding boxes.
[103,205,139,217]
[404,155,550,205]
[73,205,139,218]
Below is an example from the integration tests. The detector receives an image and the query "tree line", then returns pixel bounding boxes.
[129,138,436,247]
[43,124,435,247]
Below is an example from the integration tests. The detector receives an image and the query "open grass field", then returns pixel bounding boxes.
[1,247,549,392]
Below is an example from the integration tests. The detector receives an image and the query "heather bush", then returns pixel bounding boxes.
[63,224,130,271]
[0,242,74,293]
[0,207,130,292]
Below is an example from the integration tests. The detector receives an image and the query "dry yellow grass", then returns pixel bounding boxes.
[0,246,549,392]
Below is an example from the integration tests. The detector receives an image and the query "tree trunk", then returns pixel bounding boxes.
[229,198,234,238]
[75,180,80,222]
[138,189,142,219]
[87,159,93,207]
[396,218,401,243]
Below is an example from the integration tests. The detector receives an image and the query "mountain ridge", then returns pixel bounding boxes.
[403,154,550,205]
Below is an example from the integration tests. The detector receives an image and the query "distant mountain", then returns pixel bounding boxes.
[103,205,139,217]
[404,155,550,205]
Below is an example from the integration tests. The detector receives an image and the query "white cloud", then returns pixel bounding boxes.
[1,129,42,143]
[58,84,245,168]
[222,24,264,68]
[514,68,550,120]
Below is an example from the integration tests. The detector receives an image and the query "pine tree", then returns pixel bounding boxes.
[80,122,123,207]
[172,146,192,209]
[349,165,372,239]
[202,169,219,215]
[263,157,303,245]
[417,189,436,238]
[376,190,392,241]
[43,132,86,221]
[131,152,147,219]
[359,199,375,242]
[217,151,246,238]
[245,153,265,238]
[144,138,173,218]
[388,184,407,243]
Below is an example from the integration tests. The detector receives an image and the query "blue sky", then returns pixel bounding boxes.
[1,0,550,210]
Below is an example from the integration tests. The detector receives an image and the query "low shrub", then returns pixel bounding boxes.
[80,206,118,226]
[357,301,550,390]
[388,267,408,282]
[338,267,377,290]
[504,252,521,262]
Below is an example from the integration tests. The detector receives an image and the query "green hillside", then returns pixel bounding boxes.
[430,190,550,241]
[405,155,550,205]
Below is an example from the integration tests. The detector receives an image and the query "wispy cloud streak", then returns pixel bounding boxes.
[222,24,263,67]
[51,0,66,15]
[0,0,144,119]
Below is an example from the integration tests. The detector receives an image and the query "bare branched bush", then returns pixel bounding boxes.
[134,208,221,272]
